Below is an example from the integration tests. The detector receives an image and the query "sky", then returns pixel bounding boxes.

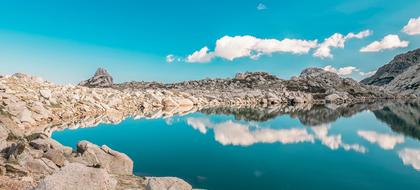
[0,0,419,84]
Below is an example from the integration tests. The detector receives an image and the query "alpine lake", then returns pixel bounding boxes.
[52,101,420,190]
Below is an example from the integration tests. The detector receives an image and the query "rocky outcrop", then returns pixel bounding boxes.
[361,48,420,86]
[386,64,420,96]
[0,130,189,190]
[79,68,114,88]
[284,68,394,103]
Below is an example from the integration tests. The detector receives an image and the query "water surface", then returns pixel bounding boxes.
[52,102,420,190]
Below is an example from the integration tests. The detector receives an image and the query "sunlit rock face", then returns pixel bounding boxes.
[357,131,405,150]
[398,148,420,171]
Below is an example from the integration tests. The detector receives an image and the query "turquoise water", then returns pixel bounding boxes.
[52,103,420,190]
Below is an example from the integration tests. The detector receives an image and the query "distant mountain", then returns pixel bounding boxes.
[360,48,420,86]
[386,64,420,96]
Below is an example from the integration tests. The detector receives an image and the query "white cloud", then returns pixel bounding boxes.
[398,148,420,171]
[186,46,214,63]
[323,65,359,76]
[166,54,175,63]
[257,3,267,10]
[359,70,376,77]
[314,30,372,59]
[357,131,404,150]
[185,30,371,62]
[402,16,420,35]
[186,35,317,63]
[345,30,372,39]
[360,34,409,52]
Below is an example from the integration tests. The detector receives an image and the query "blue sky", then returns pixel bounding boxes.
[0,0,419,84]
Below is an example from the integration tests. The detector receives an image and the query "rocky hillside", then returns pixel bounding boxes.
[284,68,394,102]
[109,68,400,104]
[361,48,420,86]
[386,63,420,96]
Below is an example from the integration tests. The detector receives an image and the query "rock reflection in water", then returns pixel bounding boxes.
[199,100,420,140]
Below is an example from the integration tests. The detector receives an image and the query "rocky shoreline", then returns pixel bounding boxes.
[0,54,419,190]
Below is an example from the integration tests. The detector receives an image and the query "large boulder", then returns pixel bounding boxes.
[79,68,114,88]
[361,48,420,86]
[75,141,133,175]
[146,177,192,190]
[35,163,117,190]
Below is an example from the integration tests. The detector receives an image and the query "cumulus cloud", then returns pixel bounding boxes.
[185,30,370,62]
[402,16,420,35]
[186,46,215,63]
[360,34,409,52]
[323,65,359,76]
[323,65,375,79]
[357,131,404,150]
[186,35,317,63]
[257,3,267,10]
[398,148,420,171]
[314,30,372,58]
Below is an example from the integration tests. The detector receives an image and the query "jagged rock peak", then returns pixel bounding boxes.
[360,48,420,86]
[79,67,113,88]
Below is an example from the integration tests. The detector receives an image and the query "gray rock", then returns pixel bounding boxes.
[35,163,117,190]
[146,177,192,190]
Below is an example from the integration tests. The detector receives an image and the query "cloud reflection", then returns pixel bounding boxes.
[398,148,420,171]
[312,125,366,153]
[186,117,365,153]
[357,130,404,150]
